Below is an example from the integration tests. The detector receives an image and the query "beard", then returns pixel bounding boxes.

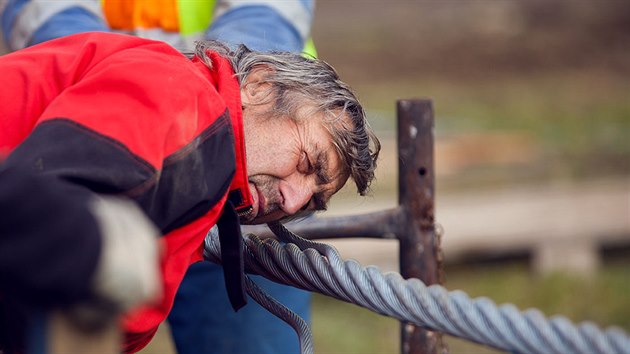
[242,174,282,224]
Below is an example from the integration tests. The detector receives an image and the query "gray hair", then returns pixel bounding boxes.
[193,41,380,195]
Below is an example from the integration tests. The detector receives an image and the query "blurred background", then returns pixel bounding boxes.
[143,0,630,354]
[142,1,629,353]
[304,1,630,353]
[2,0,621,353]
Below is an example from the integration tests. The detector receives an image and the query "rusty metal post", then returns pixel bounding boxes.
[397,99,440,354]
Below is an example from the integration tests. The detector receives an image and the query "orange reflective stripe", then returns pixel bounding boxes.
[102,0,134,29]
[103,0,180,32]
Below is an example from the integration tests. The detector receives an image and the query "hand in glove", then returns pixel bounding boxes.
[90,195,162,312]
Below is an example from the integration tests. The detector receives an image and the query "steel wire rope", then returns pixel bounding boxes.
[204,222,630,354]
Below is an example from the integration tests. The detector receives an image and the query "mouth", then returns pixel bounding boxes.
[249,182,265,220]
[255,185,266,216]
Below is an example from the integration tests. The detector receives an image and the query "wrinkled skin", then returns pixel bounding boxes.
[240,68,349,225]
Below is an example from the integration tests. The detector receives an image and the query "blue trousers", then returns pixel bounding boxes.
[168,262,311,354]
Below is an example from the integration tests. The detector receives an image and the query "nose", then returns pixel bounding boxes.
[278,175,314,215]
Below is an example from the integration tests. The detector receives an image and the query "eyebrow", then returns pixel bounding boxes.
[314,151,331,186]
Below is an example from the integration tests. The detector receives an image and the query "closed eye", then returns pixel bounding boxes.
[298,151,314,174]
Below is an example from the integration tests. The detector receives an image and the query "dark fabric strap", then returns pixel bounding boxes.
[217,201,247,311]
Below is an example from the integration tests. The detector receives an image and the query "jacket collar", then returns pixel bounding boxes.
[197,51,253,217]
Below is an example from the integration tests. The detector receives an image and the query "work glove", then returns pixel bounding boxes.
[91,195,161,311]
[70,196,162,328]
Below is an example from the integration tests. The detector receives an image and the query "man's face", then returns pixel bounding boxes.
[240,98,349,225]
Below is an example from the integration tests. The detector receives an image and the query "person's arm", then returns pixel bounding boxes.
[206,0,314,52]
[0,163,160,312]
[0,32,234,233]
[0,0,108,50]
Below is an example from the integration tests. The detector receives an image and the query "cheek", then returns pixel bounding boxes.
[267,152,299,177]
[244,114,302,177]
[247,138,299,177]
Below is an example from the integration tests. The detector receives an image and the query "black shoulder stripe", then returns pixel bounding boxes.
[7,114,237,235]
[164,113,229,165]
[135,112,236,234]
[6,118,156,195]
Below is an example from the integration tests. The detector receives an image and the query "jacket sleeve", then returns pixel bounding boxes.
[0,0,107,50]
[206,0,314,52]
[2,33,236,234]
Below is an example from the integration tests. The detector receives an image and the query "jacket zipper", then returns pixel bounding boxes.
[237,206,253,219]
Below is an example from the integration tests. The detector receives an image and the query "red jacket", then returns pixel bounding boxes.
[0,32,253,352]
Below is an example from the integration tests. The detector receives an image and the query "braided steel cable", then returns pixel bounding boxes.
[205,223,630,354]
[243,276,313,354]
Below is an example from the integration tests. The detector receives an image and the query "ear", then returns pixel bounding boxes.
[241,65,273,106]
